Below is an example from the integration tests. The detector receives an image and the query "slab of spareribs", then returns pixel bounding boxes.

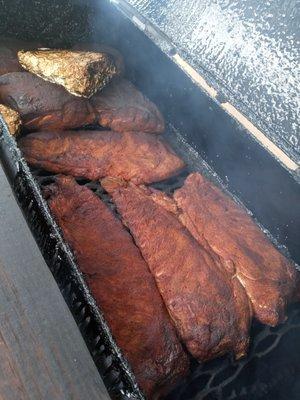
[90,78,165,133]
[45,175,189,399]
[19,130,184,184]
[0,72,96,130]
[102,178,251,361]
[0,72,164,133]
[174,173,297,326]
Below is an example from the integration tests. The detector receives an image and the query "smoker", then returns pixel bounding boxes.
[0,1,299,399]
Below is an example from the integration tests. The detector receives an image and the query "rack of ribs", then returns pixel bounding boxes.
[90,78,165,133]
[0,72,96,130]
[0,73,164,134]
[19,130,185,184]
[174,173,297,326]
[102,177,251,362]
[45,175,189,399]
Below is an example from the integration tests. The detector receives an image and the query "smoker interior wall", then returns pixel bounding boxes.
[0,0,95,46]
[127,0,300,164]
[0,0,299,265]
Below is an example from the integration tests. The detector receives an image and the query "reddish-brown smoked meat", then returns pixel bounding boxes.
[174,173,297,326]
[0,72,163,133]
[45,175,189,399]
[90,78,164,133]
[0,72,96,130]
[19,130,184,184]
[102,178,250,361]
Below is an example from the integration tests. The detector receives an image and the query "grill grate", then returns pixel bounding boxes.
[30,166,300,400]
[167,305,300,400]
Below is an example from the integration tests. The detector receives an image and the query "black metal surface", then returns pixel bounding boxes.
[167,305,300,400]
[126,0,300,164]
[0,0,96,47]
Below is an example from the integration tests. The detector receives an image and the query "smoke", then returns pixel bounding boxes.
[1,0,298,263]
[83,0,300,263]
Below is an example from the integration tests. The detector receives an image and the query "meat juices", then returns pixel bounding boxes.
[90,78,165,133]
[45,176,189,399]
[0,72,96,130]
[102,178,250,361]
[19,130,185,184]
[174,173,297,326]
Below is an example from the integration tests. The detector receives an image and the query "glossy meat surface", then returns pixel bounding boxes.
[102,178,250,361]
[90,78,164,133]
[174,173,297,326]
[0,72,96,130]
[19,130,184,184]
[45,175,189,399]
[148,188,252,342]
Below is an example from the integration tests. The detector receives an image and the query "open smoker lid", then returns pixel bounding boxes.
[125,0,300,168]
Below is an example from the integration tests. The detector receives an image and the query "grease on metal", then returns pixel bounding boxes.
[126,0,300,164]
